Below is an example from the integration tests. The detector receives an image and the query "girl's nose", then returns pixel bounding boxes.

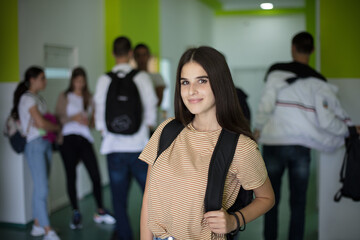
[189,83,198,95]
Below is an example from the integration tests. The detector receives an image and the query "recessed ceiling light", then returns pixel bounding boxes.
[260,3,274,10]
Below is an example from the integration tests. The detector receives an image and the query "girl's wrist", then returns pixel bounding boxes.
[228,212,240,234]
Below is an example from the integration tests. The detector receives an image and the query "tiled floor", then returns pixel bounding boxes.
[0,159,318,240]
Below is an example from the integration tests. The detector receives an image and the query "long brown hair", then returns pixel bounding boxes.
[174,46,254,140]
[65,67,91,110]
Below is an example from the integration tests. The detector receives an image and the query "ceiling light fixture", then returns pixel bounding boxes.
[260,3,274,10]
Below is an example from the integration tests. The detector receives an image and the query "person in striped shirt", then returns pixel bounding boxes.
[139,46,275,240]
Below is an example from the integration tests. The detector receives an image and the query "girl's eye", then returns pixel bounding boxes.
[180,80,189,85]
[199,79,208,84]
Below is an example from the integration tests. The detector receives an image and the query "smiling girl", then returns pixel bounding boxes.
[139,47,275,240]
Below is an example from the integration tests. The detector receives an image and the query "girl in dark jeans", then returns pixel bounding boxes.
[56,67,115,229]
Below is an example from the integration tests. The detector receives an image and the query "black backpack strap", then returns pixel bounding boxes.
[154,119,185,165]
[106,71,117,80]
[204,129,240,212]
[334,133,357,202]
[334,148,348,202]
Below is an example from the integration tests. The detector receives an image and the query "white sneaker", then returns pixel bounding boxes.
[93,212,116,224]
[43,230,60,240]
[30,224,45,236]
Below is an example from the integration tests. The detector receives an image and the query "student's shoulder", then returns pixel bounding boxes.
[19,92,37,109]
[156,117,176,132]
[20,92,36,101]
[97,72,113,82]
[268,62,292,72]
[57,91,67,98]
[147,118,176,144]
[237,134,260,153]
[134,70,152,82]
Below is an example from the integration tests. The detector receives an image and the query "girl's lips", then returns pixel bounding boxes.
[188,98,202,103]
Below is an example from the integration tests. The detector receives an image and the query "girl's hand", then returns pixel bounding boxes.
[204,208,236,234]
[72,113,83,123]
[72,113,89,126]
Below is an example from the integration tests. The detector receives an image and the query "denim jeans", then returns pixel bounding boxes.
[107,152,148,240]
[153,237,174,240]
[263,145,311,240]
[24,137,52,227]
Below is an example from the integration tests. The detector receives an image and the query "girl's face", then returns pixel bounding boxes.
[30,72,46,91]
[180,61,216,118]
[72,75,86,92]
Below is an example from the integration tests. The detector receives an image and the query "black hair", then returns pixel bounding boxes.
[11,66,44,119]
[113,36,132,57]
[292,31,314,54]
[134,43,150,54]
[174,46,253,140]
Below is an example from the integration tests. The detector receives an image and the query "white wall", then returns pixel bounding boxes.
[0,0,106,225]
[160,0,214,116]
[318,78,360,240]
[0,83,31,224]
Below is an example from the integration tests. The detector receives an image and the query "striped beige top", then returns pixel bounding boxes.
[139,118,267,240]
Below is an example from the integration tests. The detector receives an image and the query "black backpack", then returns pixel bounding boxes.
[155,119,254,239]
[105,70,142,134]
[334,127,360,202]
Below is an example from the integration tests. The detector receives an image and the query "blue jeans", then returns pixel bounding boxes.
[263,145,311,240]
[153,237,174,240]
[24,137,52,227]
[107,152,148,240]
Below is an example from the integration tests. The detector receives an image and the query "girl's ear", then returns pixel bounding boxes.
[28,77,34,86]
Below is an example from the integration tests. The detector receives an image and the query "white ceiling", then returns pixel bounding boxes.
[218,0,305,10]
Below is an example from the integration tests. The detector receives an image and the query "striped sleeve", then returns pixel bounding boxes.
[231,135,268,190]
[139,118,175,165]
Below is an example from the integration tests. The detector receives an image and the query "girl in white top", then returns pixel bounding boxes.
[12,66,60,240]
[55,67,115,230]
[140,47,275,240]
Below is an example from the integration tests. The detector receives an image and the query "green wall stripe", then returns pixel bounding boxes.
[305,0,316,68]
[199,0,222,11]
[120,0,160,58]
[104,0,160,72]
[320,0,360,78]
[0,1,19,82]
[104,0,122,71]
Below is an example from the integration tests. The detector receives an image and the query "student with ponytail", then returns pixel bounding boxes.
[12,66,61,240]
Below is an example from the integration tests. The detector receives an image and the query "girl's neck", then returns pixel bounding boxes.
[28,88,38,94]
[74,89,82,96]
[192,115,221,132]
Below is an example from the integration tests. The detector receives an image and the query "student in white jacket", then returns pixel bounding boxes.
[254,31,360,240]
